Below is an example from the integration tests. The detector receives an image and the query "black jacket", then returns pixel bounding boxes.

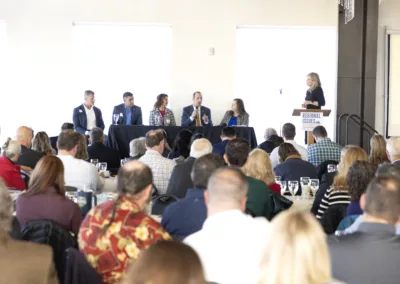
[87,142,121,171]
[305,86,325,109]
[166,157,196,199]
[16,145,44,169]
[64,248,102,284]
[258,135,284,154]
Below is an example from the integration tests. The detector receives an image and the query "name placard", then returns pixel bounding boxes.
[301,112,323,131]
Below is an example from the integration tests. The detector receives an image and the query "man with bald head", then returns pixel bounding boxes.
[184,167,270,284]
[15,126,44,169]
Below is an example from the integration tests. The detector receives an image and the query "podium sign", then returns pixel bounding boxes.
[301,112,323,131]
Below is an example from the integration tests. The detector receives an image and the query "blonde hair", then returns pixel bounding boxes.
[76,133,89,161]
[244,149,275,185]
[259,211,331,284]
[2,138,21,159]
[32,131,54,155]
[307,72,321,90]
[369,135,389,166]
[333,145,368,191]
[0,178,13,232]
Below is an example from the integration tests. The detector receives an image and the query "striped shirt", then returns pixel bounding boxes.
[316,186,351,219]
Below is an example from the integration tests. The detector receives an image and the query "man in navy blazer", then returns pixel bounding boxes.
[73,90,105,136]
[212,127,237,157]
[112,92,143,126]
[181,91,213,127]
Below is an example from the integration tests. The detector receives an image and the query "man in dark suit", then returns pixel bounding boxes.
[15,126,44,169]
[111,92,143,126]
[166,138,213,199]
[181,91,213,127]
[212,127,237,157]
[50,122,74,153]
[387,137,400,166]
[72,90,105,136]
[87,127,121,171]
[329,175,400,284]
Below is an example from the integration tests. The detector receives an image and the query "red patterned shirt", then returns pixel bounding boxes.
[78,196,171,284]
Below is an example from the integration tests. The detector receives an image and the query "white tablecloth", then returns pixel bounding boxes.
[287,197,314,212]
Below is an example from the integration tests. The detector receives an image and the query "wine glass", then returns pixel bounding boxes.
[121,158,128,167]
[113,114,120,125]
[288,180,299,198]
[90,159,99,166]
[279,180,287,195]
[300,177,311,198]
[328,164,338,173]
[310,179,320,196]
[98,162,107,173]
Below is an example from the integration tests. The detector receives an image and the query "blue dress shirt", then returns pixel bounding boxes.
[125,107,132,125]
[228,116,237,126]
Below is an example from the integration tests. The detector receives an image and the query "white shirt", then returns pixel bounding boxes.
[184,210,270,284]
[83,104,96,131]
[270,140,308,168]
[139,149,175,194]
[57,155,104,192]
[190,105,209,124]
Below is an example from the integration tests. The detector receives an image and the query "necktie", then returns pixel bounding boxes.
[195,110,201,126]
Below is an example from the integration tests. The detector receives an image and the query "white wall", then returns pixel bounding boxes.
[376,0,400,135]
[0,0,337,139]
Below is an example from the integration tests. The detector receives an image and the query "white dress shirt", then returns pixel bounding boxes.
[84,104,96,131]
[270,140,308,168]
[184,210,270,284]
[190,106,209,124]
[139,149,176,194]
[57,155,104,192]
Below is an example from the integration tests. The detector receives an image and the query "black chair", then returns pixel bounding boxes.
[152,194,179,215]
[319,204,348,235]
[317,160,339,181]
[21,220,78,284]
[64,248,102,284]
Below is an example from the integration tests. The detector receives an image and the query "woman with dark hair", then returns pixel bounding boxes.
[32,131,55,155]
[16,155,82,234]
[168,129,193,160]
[369,134,390,166]
[149,94,176,126]
[220,98,249,126]
[123,241,206,284]
[346,160,377,216]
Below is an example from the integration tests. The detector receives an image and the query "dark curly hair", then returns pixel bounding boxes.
[347,160,377,202]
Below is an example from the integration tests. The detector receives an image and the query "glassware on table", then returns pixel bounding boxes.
[65,191,77,202]
[90,159,99,166]
[279,180,287,195]
[300,177,311,199]
[310,179,320,196]
[121,158,129,167]
[113,114,120,125]
[275,176,281,183]
[98,162,107,173]
[328,164,338,173]
[288,180,299,197]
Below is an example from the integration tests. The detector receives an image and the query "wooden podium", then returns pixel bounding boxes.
[292,109,331,146]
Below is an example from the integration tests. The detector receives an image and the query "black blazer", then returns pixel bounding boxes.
[50,136,58,154]
[305,86,325,109]
[16,145,44,169]
[166,157,196,199]
[72,105,105,135]
[87,142,121,170]
[112,104,143,126]
[181,105,213,127]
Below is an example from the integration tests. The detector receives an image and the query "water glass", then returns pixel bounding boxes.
[328,164,338,173]
[275,176,281,183]
[300,177,311,198]
[288,180,299,197]
[279,180,287,195]
[113,114,120,125]
[90,159,99,166]
[121,158,128,167]
[310,179,320,196]
[98,162,107,173]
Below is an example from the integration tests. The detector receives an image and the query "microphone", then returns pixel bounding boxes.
[195,106,199,110]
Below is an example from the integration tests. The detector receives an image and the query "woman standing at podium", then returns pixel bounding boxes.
[302,73,326,144]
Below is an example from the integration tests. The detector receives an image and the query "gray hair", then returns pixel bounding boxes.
[190,138,212,159]
[130,137,147,158]
[2,138,21,159]
[0,178,13,232]
[264,128,278,140]
[90,127,104,143]
[387,137,400,160]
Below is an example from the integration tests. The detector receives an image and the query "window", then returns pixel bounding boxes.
[386,32,400,136]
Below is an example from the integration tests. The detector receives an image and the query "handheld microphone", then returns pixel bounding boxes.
[195,106,199,110]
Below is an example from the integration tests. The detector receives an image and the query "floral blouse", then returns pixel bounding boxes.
[78,195,171,284]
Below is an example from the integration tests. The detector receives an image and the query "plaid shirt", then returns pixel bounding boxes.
[139,150,176,194]
[307,138,342,167]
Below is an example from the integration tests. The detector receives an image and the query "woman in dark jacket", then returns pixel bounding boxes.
[220,98,249,126]
[168,129,193,160]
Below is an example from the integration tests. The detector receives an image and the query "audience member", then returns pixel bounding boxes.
[79,161,171,284]
[88,127,121,170]
[219,98,249,126]
[32,131,55,155]
[50,122,74,153]
[224,138,273,219]
[123,241,206,284]
[369,134,390,166]
[166,138,213,199]
[190,133,205,146]
[274,143,317,195]
[259,211,336,284]
[129,137,146,160]
[112,92,143,125]
[168,129,193,160]
[346,161,377,216]
[15,126,44,169]
[16,155,82,234]
[184,167,269,284]
[162,154,224,239]
[244,149,281,194]
[160,129,172,157]
[139,130,176,194]
[316,146,368,219]
[0,139,26,190]
[0,179,58,284]
[258,128,284,155]
[57,131,104,191]
[329,175,400,283]
[269,123,307,168]
[212,127,236,157]
[307,126,341,167]
[75,133,89,161]
[149,94,176,126]
[387,136,400,166]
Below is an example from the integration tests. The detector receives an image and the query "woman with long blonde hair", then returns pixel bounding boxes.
[76,133,89,161]
[244,149,281,194]
[32,131,55,155]
[259,211,337,284]
[369,134,390,166]
[316,146,368,219]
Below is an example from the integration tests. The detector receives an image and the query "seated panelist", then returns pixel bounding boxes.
[112,92,143,125]
[181,91,212,127]
[149,94,176,126]
[220,98,249,126]
[73,90,105,136]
